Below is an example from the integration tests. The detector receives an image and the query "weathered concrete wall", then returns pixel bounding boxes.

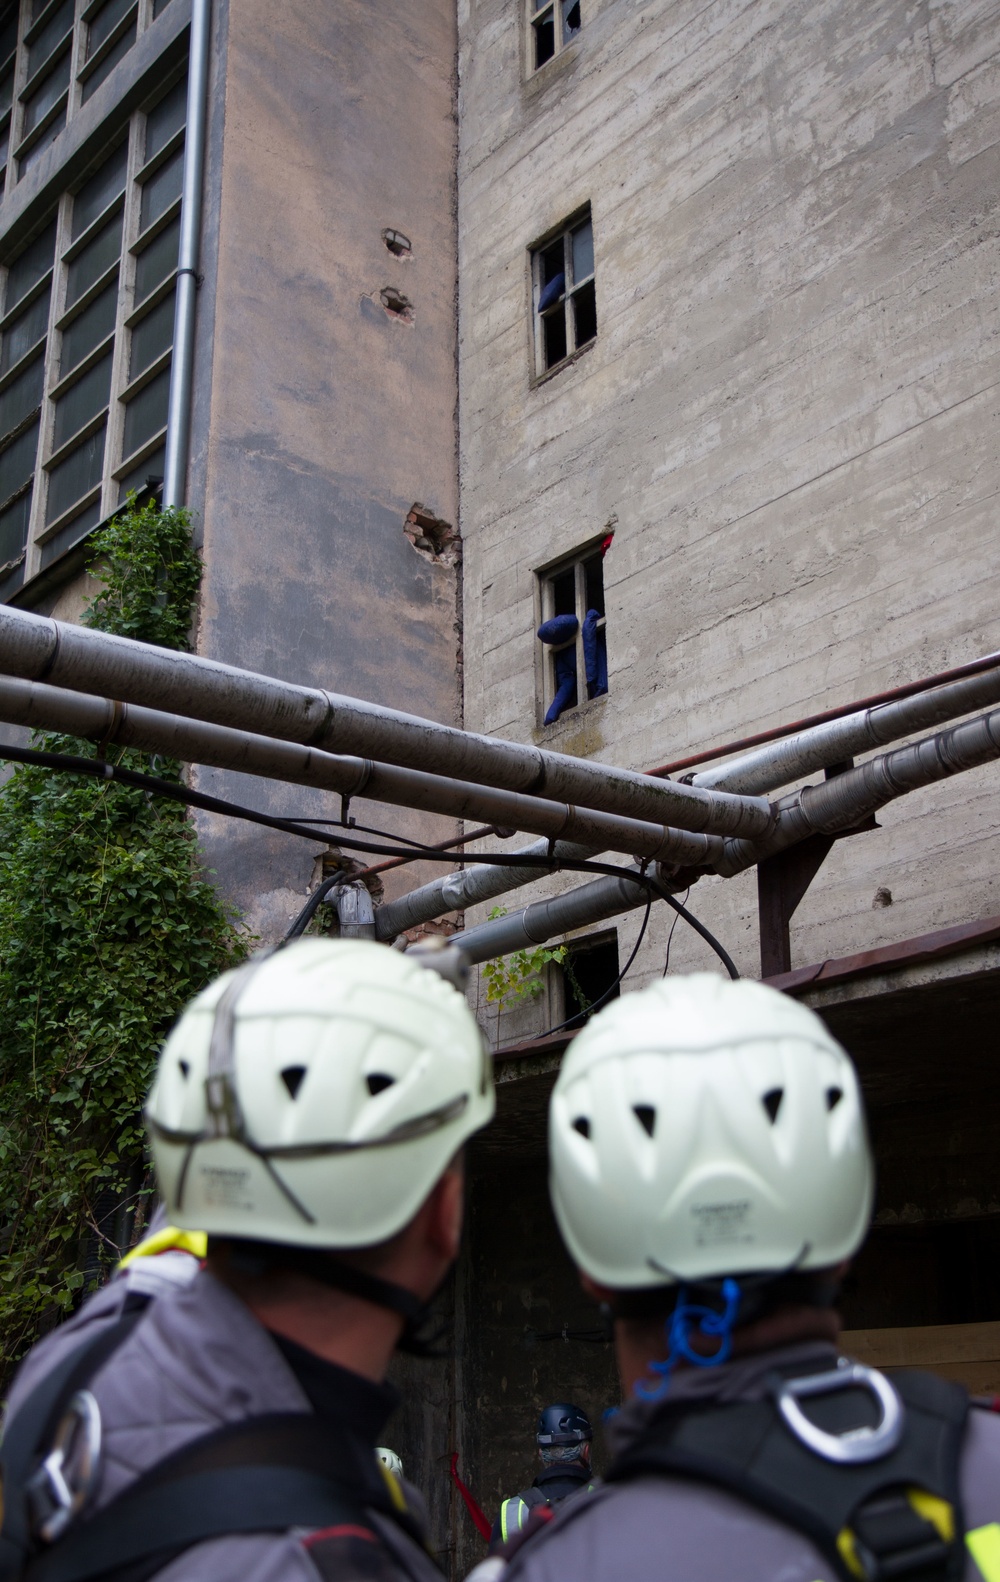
[457,0,1000,991]
[191,0,462,938]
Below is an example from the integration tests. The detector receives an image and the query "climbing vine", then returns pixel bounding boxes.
[479,906,568,1045]
[0,496,248,1372]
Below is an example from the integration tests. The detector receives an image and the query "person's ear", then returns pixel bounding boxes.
[426,1166,464,1263]
[579,1271,613,1305]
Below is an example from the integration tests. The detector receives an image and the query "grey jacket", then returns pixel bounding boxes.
[494,1341,1000,1582]
[4,1251,441,1582]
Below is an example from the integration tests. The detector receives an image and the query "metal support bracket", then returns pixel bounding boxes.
[757,761,878,977]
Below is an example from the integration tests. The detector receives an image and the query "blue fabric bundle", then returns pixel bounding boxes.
[537,614,578,725]
[537,272,565,313]
[583,608,608,699]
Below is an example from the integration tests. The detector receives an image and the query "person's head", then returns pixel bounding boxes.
[145,939,493,1360]
[547,973,873,1395]
[536,1402,592,1469]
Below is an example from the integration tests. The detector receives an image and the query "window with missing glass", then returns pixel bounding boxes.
[535,537,609,727]
[0,0,174,199]
[0,68,184,596]
[529,0,580,71]
[532,208,595,378]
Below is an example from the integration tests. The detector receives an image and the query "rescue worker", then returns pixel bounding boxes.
[484,973,1000,1582]
[0,938,494,1582]
[492,1404,594,1546]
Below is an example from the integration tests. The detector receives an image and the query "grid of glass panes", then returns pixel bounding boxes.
[0,0,175,199]
[0,69,183,589]
[532,210,596,377]
[529,0,580,72]
[538,543,608,722]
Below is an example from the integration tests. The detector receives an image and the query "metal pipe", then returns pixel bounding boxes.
[457,867,654,966]
[374,838,599,941]
[693,662,1000,796]
[0,675,723,869]
[648,645,1000,778]
[162,0,212,507]
[716,704,1000,876]
[0,606,769,838]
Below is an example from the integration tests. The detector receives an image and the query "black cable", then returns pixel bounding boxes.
[0,744,741,977]
[662,885,689,977]
[529,891,653,1043]
[284,872,349,940]
[660,889,740,981]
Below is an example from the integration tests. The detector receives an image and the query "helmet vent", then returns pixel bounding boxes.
[572,1116,591,1139]
[280,1065,307,1099]
[826,1086,844,1111]
[633,1105,656,1137]
[762,1088,784,1123]
[366,1072,396,1096]
[178,1060,190,1079]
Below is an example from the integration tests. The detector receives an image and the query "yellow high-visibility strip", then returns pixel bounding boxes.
[968,1523,1000,1582]
[907,1489,954,1541]
[377,1460,408,1513]
[117,1226,208,1268]
[499,1499,512,1545]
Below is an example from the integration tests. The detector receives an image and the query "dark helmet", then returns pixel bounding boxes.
[536,1402,593,1447]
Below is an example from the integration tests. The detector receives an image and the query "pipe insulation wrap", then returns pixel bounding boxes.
[0,607,769,838]
[715,704,1000,876]
[0,676,722,869]
[374,839,599,941]
[692,663,1000,796]
[457,869,653,966]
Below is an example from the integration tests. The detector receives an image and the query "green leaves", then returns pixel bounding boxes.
[480,905,567,1008]
[0,499,247,1375]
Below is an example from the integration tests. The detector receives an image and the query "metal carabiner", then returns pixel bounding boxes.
[773,1358,904,1464]
[25,1389,102,1542]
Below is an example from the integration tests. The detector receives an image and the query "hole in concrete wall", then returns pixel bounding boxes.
[380,286,413,322]
[382,228,412,258]
[403,503,461,566]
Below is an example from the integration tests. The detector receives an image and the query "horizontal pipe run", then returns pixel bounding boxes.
[650,645,1000,777]
[693,663,1000,796]
[0,676,723,871]
[0,606,769,839]
[716,704,1000,876]
[457,867,654,966]
[374,838,599,941]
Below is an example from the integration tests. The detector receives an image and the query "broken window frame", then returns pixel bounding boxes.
[528,0,581,73]
[536,536,608,727]
[531,207,596,380]
[559,928,620,1028]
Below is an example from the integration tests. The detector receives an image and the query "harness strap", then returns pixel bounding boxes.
[606,1368,969,1582]
[0,1301,150,1580]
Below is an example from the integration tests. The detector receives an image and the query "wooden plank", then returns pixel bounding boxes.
[842,1321,1000,1367]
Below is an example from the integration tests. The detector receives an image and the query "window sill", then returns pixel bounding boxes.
[534,688,609,743]
[530,335,595,391]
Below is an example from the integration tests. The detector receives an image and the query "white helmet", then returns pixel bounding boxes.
[146,939,493,1248]
[549,973,873,1288]
[376,1447,404,1479]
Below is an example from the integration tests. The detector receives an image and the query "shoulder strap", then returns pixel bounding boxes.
[23,1412,427,1582]
[606,1367,969,1582]
[0,1298,151,1582]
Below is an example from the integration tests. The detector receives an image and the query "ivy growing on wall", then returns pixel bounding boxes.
[0,497,248,1371]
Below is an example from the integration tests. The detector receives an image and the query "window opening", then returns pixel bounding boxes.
[529,0,580,72]
[532,210,596,377]
[536,534,611,726]
[560,931,619,1029]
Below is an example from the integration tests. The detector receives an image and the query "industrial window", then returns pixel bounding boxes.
[0,0,173,200]
[529,0,580,71]
[532,209,595,378]
[0,68,184,597]
[536,535,610,726]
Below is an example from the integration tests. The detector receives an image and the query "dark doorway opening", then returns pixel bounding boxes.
[560,931,619,1029]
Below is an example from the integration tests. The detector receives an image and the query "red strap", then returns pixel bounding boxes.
[449,1451,491,1541]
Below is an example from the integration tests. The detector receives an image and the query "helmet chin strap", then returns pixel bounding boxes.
[224,1238,447,1357]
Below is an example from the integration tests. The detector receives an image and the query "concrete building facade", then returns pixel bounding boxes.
[2,0,1000,1572]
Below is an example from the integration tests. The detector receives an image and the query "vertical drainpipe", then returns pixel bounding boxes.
[162,0,212,508]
